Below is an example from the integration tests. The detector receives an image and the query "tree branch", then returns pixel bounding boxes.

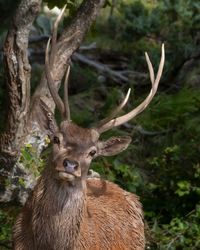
[73,52,128,82]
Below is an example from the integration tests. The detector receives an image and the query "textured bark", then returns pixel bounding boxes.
[0,0,41,166]
[0,0,41,203]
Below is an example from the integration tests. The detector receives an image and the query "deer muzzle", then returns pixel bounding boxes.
[63,159,80,175]
[55,158,81,181]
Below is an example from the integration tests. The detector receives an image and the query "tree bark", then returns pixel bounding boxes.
[0,0,41,203]
[0,0,41,164]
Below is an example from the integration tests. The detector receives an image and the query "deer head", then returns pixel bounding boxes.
[44,7,165,185]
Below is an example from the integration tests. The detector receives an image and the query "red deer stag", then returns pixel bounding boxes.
[13,8,165,250]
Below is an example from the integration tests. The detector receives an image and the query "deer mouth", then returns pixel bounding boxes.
[58,171,76,181]
[56,166,81,181]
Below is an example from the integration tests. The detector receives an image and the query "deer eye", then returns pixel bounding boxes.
[53,136,60,145]
[89,149,97,157]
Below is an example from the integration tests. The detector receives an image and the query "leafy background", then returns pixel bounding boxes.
[0,0,200,249]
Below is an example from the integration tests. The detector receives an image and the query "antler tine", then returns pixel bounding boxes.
[63,65,71,121]
[145,51,155,85]
[96,44,165,134]
[45,38,65,118]
[97,88,131,127]
[50,5,67,65]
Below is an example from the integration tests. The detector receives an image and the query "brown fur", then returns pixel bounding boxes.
[13,122,145,250]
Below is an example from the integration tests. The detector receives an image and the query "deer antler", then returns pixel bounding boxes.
[45,5,164,128]
[50,5,67,66]
[97,88,131,127]
[96,44,165,134]
[63,65,71,121]
[45,6,71,121]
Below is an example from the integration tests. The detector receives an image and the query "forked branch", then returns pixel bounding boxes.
[33,0,105,100]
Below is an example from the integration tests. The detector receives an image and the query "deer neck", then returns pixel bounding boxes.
[32,167,87,249]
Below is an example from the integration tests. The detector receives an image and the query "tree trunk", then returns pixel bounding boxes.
[0,0,42,203]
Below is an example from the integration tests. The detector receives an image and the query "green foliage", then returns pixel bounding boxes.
[132,88,200,248]
[151,204,200,249]
[0,207,18,248]
[0,210,12,242]
[92,157,142,193]
[136,88,200,204]
[118,1,150,40]
[19,139,50,178]
[150,0,200,76]
[94,0,200,78]
[139,87,200,131]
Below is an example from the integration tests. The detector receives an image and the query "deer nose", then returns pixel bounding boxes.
[63,159,79,174]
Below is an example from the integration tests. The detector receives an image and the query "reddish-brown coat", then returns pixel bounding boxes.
[13,175,144,250]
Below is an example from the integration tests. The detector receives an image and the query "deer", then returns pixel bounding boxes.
[12,7,165,250]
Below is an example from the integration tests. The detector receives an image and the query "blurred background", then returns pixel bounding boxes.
[0,0,200,249]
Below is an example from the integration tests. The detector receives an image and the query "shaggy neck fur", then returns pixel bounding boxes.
[32,167,86,250]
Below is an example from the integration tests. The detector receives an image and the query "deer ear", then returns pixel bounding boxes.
[97,136,132,156]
